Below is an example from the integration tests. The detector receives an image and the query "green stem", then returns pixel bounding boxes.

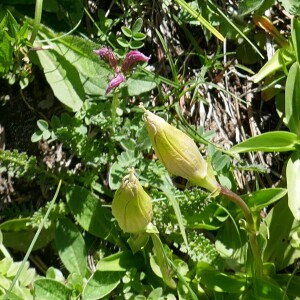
[111,93,119,131]
[220,186,263,277]
[30,0,43,44]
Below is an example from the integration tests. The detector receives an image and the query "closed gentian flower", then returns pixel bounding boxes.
[105,73,125,94]
[122,50,150,73]
[141,106,220,193]
[112,168,153,233]
[93,47,118,69]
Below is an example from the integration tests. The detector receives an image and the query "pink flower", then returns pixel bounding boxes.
[93,47,118,69]
[105,73,125,95]
[121,50,150,73]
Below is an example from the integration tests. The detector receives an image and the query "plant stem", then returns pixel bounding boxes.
[219,186,263,277]
[111,92,119,132]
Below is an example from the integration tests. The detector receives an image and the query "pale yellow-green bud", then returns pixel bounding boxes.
[141,106,220,193]
[112,168,153,233]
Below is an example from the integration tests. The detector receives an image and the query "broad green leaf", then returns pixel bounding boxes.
[197,262,246,293]
[96,251,144,272]
[66,185,120,245]
[229,131,299,154]
[286,62,300,135]
[242,188,287,210]
[292,17,300,63]
[31,48,84,112]
[34,279,71,300]
[37,119,49,131]
[260,198,300,270]
[55,217,87,277]
[0,218,54,252]
[215,218,247,265]
[125,74,157,96]
[287,149,300,220]
[30,24,112,102]
[253,48,295,83]
[83,271,123,300]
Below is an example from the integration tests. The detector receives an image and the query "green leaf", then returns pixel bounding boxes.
[260,198,300,270]
[229,131,299,154]
[132,32,146,41]
[0,30,13,75]
[291,18,300,62]
[66,185,120,245]
[238,0,266,15]
[242,188,287,210]
[286,62,300,136]
[117,37,129,48]
[253,48,295,83]
[37,120,48,131]
[55,217,87,277]
[196,262,246,293]
[31,48,84,112]
[124,74,157,96]
[96,251,144,272]
[132,18,143,34]
[0,219,54,252]
[129,40,144,49]
[83,271,123,300]
[174,0,224,41]
[34,279,71,300]
[287,149,300,220]
[281,0,300,15]
[121,26,132,38]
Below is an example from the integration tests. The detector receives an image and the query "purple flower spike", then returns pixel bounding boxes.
[93,47,118,69]
[105,73,125,95]
[122,50,150,73]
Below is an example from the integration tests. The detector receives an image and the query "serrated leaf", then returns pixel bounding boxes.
[55,217,87,277]
[229,131,299,154]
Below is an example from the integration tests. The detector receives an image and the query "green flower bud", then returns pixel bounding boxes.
[141,106,220,193]
[112,168,153,233]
